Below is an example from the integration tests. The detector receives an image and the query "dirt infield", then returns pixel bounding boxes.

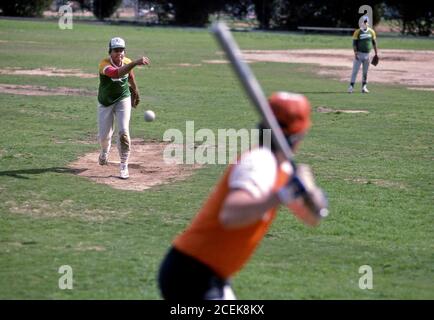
[69,139,201,191]
[0,67,97,96]
[240,49,434,91]
[0,84,96,96]
[0,67,96,78]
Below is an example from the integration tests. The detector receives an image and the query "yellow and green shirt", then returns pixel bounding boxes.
[352,27,376,53]
[98,57,132,106]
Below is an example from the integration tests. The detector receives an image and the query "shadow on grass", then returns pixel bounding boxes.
[0,167,86,179]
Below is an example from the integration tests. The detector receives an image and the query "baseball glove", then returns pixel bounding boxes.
[129,87,140,108]
[371,55,379,66]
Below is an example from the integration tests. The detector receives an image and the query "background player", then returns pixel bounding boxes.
[348,16,379,93]
[158,92,327,300]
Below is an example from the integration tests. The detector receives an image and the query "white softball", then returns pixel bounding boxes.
[144,110,156,122]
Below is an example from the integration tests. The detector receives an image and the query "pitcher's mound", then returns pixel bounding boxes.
[69,139,201,191]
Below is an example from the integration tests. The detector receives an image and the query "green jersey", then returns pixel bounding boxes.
[352,27,376,53]
[98,57,132,106]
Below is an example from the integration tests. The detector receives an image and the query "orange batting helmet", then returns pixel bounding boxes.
[268,92,311,136]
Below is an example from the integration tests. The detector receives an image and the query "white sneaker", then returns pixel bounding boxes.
[98,152,108,165]
[120,163,129,179]
[362,85,369,93]
[347,85,354,93]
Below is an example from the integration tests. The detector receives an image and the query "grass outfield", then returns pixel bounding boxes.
[0,19,433,299]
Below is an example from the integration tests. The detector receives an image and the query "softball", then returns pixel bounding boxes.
[144,110,156,122]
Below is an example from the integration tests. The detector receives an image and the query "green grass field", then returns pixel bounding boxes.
[0,19,433,299]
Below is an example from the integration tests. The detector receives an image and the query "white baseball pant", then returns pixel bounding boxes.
[350,52,370,84]
[97,97,131,164]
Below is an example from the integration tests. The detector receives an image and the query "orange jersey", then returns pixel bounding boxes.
[173,150,290,279]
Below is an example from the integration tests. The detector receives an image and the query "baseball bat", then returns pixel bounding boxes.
[211,22,328,218]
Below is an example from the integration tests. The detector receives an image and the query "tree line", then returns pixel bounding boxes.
[1,0,432,36]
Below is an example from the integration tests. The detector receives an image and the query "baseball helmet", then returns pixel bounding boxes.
[109,37,126,50]
[268,92,311,136]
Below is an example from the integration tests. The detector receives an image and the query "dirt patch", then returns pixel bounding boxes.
[68,139,201,191]
[241,49,434,91]
[203,60,229,64]
[0,67,96,78]
[316,106,369,114]
[53,138,96,144]
[407,87,434,92]
[74,243,106,252]
[171,63,202,67]
[0,40,40,44]
[5,199,122,222]
[0,84,96,96]
[203,59,255,64]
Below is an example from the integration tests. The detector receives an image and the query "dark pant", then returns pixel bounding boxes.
[158,247,229,300]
